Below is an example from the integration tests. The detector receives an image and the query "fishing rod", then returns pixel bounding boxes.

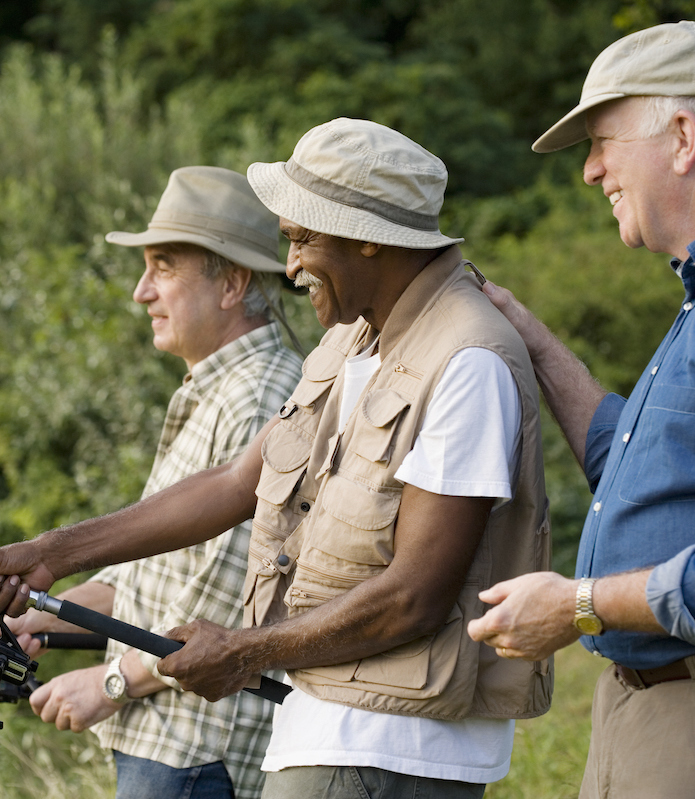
[26,590,292,705]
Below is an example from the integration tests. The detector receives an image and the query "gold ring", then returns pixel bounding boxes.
[500,647,508,658]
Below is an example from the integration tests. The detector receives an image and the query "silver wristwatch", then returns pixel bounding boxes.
[103,655,131,703]
[573,577,604,636]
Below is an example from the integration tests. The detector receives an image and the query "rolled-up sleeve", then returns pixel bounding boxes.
[584,393,626,493]
[646,545,695,644]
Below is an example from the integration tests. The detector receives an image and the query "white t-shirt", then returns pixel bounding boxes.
[263,347,522,784]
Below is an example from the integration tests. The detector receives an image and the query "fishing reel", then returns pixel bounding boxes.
[0,617,39,725]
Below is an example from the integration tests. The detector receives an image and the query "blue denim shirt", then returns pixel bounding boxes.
[576,245,695,669]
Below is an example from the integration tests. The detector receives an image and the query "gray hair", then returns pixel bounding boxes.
[635,95,695,138]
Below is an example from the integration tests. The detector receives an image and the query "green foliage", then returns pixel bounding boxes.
[614,0,695,31]
[0,41,209,541]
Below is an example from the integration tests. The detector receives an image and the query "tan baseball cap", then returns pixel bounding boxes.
[106,166,285,273]
[533,21,695,153]
[247,118,464,250]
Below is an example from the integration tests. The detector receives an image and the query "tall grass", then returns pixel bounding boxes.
[0,642,605,798]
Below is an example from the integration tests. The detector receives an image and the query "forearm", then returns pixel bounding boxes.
[532,331,607,467]
[161,560,451,699]
[594,570,663,634]
[40,463,256,578]
[160,490,494,700]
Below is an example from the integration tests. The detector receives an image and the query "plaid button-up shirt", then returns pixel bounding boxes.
[93,322,303,799]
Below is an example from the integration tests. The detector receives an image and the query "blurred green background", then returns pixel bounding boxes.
[0,0,692,796]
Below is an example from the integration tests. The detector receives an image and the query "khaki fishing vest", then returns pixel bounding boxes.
[243,247,552,720]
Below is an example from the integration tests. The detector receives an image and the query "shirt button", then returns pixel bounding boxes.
[622,432,630,443]
[651,366,658,375]
[684,302,693,311]
[300,501,311,512]
[593,502,602,512]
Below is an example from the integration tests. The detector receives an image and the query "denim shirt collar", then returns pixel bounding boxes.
[672,241,695,301]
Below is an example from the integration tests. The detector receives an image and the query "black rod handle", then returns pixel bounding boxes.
[28,591,291,704]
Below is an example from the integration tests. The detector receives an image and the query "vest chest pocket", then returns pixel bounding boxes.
[350,389,411,464]
[315,474,401,566]
[256,423,314,507]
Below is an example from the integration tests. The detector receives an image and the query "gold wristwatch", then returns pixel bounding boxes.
[574,577,604,636]
[103,655,131,703]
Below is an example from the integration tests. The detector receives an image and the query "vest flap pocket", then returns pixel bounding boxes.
[290,376,334,410]
[255,463,307,507]
[261,424,313,473]
[354,636,432,689]
[353,603,463,693]
[361,389,410,427]
[302,345,345,383]
[322,475,400,531]
[352,390,411,464]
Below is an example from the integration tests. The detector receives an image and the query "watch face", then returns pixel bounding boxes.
[576,616,602,636]
[105,673,125,698]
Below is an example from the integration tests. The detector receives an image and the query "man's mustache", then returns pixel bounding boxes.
[293,269,323,290]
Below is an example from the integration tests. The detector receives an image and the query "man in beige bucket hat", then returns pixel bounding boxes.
[0,120,550,798]
[7,166,303,799]
[467,21,695,798]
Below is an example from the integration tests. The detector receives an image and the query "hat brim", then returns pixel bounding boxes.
[247,161,464,250]
[532,92,628,153]
[105,227,286,274]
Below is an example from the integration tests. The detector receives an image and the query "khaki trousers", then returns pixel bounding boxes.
[262,766,485,799]
[580,663,695,799]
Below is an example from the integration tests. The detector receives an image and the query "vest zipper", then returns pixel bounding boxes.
[394,362,424,379]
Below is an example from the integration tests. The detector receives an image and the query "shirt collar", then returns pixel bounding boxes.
[184,322,282,394]
[669,242,695,301]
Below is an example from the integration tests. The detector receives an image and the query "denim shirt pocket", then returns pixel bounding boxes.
[618,384,695,505]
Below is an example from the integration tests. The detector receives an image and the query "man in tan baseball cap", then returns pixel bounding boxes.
[7,166,303,799]
[0,120,550,799]
[468,21,695,798]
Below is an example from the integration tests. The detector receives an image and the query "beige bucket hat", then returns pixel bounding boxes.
[106,166,285,273]
[247,118,464,250]
[534,20,695,153]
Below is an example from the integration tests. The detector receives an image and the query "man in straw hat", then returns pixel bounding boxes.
[0,120,551,798]
[467,20,695,798]
[7,166,303,799]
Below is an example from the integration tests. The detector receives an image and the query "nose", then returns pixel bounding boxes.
[583,141,605,186]
[133,268,157,304]
[285,242,301,280]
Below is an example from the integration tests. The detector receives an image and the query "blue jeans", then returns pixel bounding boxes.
[113,751,235,799]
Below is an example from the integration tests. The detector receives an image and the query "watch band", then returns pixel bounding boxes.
[103,655,131,704]
[574,577,604,636]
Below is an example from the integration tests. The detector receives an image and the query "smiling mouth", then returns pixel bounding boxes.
[609,190,624,206]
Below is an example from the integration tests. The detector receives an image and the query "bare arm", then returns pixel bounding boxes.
[0,416,278,615]
[467,569,663,661]
[483,281,607,467]
[158,486,494,701]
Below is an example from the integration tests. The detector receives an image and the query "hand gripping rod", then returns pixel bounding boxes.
[27,590,291,704]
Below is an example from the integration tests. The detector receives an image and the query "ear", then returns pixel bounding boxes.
[359,242,382,258]
[672,110,695,176]
[220,266,252,310]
